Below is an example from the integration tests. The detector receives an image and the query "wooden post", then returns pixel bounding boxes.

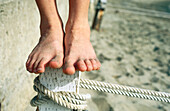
[92,0,107,31]
[37,67,80,111]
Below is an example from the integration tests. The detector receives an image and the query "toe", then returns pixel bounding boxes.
[63,61,75,75]
[26,57,31,67]
[36,58,48,73]
[49,55,63,69]
[95,59,101,70]
[76,59,87,72]
[27,56,37,73]
[84,59,93,71]
[90,59,98,70]
[33,58,42,74]
[26,54,33,70]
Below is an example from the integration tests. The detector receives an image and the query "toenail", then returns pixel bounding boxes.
[29,70,33,73]
[37,68,42,71]
[80,65,85,68]
[28,68,32,71]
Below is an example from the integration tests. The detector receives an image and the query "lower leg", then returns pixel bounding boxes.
[26,0,64,73]
[63,0,101,75]
[66,0,89,30]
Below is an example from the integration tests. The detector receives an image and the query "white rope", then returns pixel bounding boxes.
[31,77,89,110]
[80,79,170,98]
[80,83,170,103]
[31,76,170,110]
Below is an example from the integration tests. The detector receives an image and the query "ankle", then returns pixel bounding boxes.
[65,19,89,32]
[40,19,63,35]
[65,20,90,41]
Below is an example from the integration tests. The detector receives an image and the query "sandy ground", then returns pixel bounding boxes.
[80,0,170,111]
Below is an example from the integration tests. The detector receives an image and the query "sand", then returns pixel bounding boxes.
[80,0,170,111]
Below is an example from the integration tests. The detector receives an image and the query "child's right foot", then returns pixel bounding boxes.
[26,24,64,73]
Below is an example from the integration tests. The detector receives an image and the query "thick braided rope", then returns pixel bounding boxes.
[33,85,88,105]
[80,79,170,98]
[32,76,88,110]
[31,95,50,107]
[80,84,170,103]
[31,77,170,110]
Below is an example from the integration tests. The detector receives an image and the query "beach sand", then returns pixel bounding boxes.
[80,0,170,111]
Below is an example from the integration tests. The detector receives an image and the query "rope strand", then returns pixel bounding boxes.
[80,79,170,98]
[31,76,170,110]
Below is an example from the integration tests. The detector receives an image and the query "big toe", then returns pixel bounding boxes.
[63,62,75,75]
[49,55,63,68]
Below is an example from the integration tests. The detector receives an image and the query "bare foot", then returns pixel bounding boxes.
[26,25,64,73]
[63,21,101,75]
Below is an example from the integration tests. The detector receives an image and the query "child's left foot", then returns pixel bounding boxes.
[63,21,101,75]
